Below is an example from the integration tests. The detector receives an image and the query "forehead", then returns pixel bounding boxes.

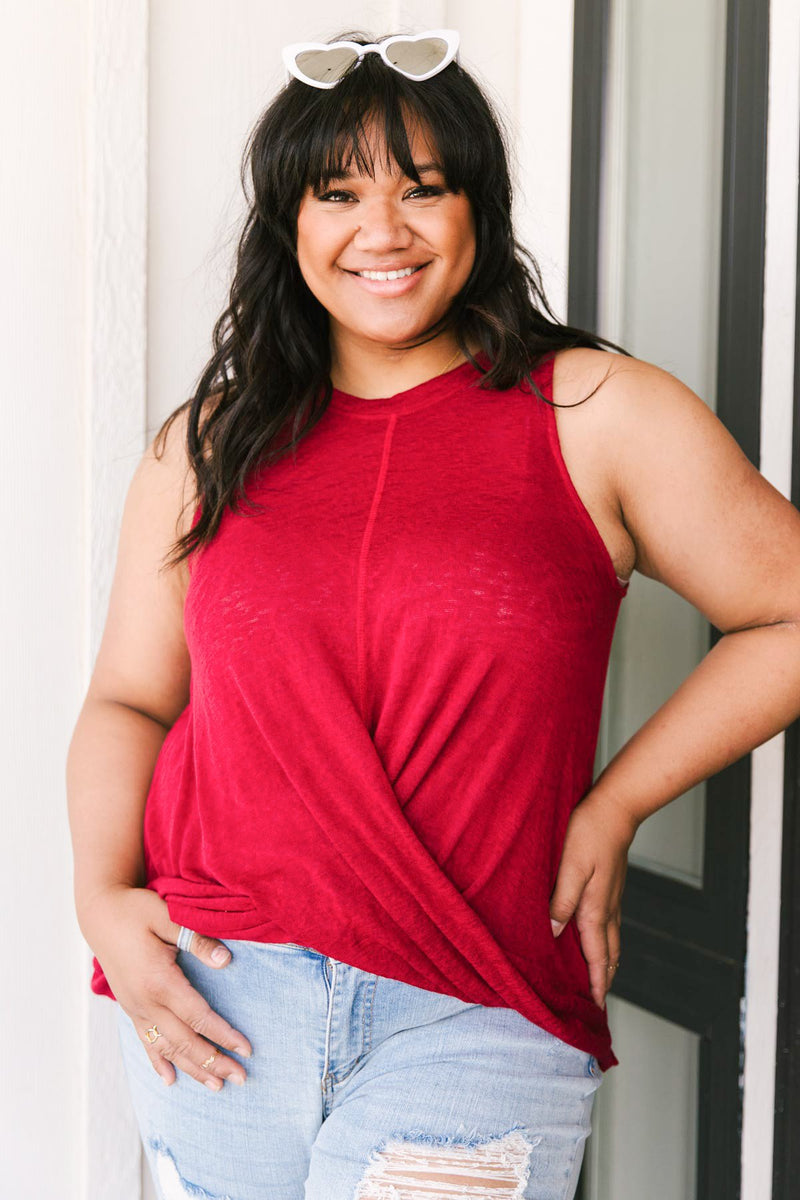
[309,111,442,188]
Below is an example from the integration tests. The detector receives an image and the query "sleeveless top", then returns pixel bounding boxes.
[90,350,630,1070]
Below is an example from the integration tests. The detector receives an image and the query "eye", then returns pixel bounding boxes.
[316,189,354,203]
[314,184,446,203]
[406,185,445,199]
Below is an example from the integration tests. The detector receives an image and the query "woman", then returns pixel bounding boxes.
[67,28,800,1200]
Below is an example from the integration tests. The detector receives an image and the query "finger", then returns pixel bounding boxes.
[549,862,589,936]
[165,919,233,971]
[605,917,622,992]
[606,916,621,970]
[140,1026,177,1086]
[169,968,254,1059]
[576,916,611,1009]
[143,935,254,1058]
[127,1008,178,1086]
[137,1005,248,1091]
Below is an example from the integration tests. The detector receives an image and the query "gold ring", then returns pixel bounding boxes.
[201,1051,218,1069]
[144,1025,162,1044]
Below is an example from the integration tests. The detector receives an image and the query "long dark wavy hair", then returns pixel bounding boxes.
[154,28,631,570]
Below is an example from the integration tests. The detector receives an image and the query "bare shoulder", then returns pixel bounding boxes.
[553,348,800,631]
[141,412,196,562]
[548,347,641,583]
[551,345,629,389]
[552,345,720,440]
[551,345,654,414]
[549,346,635,479]
[550,345,720,502]
[134,391,225,585]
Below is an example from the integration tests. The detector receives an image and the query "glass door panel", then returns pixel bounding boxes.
[571,0,766,1190]
[596,0,727,886]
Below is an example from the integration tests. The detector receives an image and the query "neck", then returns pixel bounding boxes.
[329,333,478,399]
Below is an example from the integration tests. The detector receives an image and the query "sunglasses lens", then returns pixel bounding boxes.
[386,37,449,78]
[295,47,360,84]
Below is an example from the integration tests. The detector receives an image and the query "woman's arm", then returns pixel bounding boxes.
[68,697,168,920]
[68,413,194,919]
[66,409,253,1089]
[548,355,800,1010]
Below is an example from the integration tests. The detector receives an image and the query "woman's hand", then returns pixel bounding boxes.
[548,790,639,1010]
[81,884,253,1089]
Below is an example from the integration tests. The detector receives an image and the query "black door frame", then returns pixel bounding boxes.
[569,2,769,1197]
[772,106,800,1200]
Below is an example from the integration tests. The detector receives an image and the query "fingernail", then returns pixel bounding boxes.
[233,1045,251,1057]
[231,1074,246,1086]
[205,1078,223,1091]
[551,919,564,937]
[211,946,231,964]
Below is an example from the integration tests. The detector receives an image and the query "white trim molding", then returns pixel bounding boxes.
[83,0,149,1195]
[742,1,800,1196]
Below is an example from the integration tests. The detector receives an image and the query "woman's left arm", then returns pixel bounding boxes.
[549,356,800,1010]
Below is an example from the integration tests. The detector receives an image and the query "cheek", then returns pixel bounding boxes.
[450,233,476,289]
[446,204,476,275]
[461,229,477,271]
[295,207,331,281]
[295,215,316,278]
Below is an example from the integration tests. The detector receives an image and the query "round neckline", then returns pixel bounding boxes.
[327,351,492,418]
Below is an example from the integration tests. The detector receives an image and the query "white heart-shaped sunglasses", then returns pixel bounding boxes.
[282,30,460,90]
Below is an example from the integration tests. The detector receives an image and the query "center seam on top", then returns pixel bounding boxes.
[355,416,397,722]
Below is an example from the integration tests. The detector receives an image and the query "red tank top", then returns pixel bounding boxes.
[90,350,629,1070]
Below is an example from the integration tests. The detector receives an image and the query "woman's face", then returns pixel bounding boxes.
[295,119,476,358]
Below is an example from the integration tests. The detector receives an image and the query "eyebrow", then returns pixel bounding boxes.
[325,161,445,181]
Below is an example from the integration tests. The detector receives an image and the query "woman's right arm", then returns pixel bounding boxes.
[66,407,252,1090]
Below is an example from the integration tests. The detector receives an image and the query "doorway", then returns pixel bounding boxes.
[568,1,769,1196]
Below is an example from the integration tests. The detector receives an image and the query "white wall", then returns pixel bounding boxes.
[1,2,88,1197]
[2,0,792,1196]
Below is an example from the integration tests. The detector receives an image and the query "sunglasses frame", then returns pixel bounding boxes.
[282,29,460,90]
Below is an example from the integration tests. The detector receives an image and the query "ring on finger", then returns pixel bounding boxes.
[144,1024,163,1044]
[607,961,620,973]
[201,1050,218,1070]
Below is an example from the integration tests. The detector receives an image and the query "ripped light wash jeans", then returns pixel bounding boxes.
[115,932,604,1200]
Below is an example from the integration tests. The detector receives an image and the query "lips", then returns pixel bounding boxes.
[341,261,431,297]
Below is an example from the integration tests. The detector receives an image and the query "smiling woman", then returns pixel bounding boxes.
[67,22,800,1200]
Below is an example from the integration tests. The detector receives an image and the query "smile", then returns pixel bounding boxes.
[353,265,426,281]
[343,262,430,296]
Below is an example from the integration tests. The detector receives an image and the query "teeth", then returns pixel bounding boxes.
[356,265,422,281]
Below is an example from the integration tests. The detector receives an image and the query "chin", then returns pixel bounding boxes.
[345,317,443,346]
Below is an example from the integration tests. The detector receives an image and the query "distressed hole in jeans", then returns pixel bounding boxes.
[147,1137,232,1200]
[353,1127,539,1199]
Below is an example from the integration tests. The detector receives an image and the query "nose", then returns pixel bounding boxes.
[351,197,414,254]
